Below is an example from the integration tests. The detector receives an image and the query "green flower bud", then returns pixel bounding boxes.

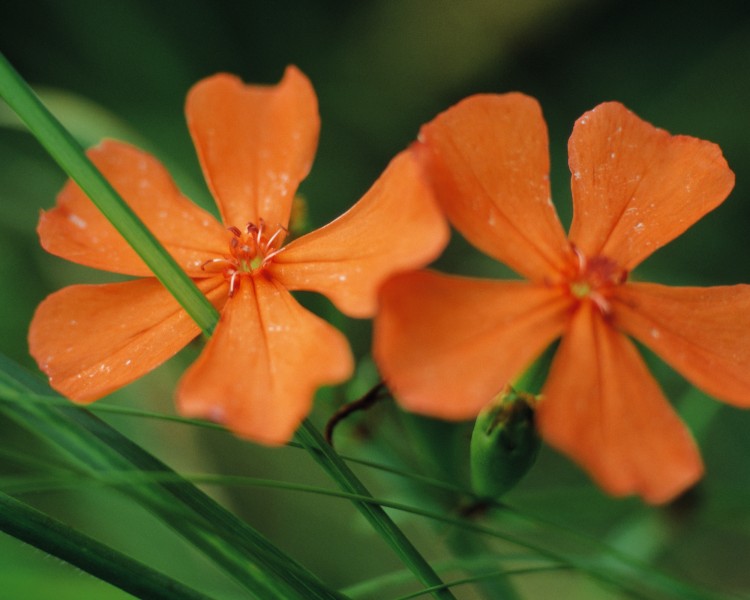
[470,387,541,499]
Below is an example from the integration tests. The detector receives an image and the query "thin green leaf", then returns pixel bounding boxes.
[0,491,212,600]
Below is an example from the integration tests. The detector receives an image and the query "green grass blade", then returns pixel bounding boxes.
[0,491,213,600]
[0,51,218,335]
[0,353,344,600]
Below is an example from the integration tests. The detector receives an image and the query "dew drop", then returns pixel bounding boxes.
[68,214,87,229]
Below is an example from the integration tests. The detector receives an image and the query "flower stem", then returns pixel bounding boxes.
[297,420,458,600]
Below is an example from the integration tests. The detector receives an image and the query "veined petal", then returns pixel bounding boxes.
[28,277,227,402]
[272,150,449,318]
[38,140,228,277]
[186,67,319,230]
[373,271,570,420]
[176,276,353,445]
[537,302,703,504]
[568,102,734,270]
[614,282,750,407]
[416,93,570,282]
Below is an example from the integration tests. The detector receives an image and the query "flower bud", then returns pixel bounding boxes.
[470,387,540,499]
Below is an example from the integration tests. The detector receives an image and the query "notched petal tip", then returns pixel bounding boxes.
[186,66,320,230]
[176,278,353,445]
[538,304,704,504]
[38,139,227,277]
[568,101,735,269]
[272,149,450,318]
[615,283,750,408]
[28,279,218,403]
[416,91,569,282]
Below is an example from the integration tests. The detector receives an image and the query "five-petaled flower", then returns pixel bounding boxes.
[29,67,448,444]
[374,94,750,503]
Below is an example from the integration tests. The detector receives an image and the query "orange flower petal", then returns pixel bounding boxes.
[271,150,449,318]
[176,276,353,445]
[28,277,227,402]
[568,102,735,270]
[614,282,750,407]
[38,140,228,277]
[416,93,570,282]
[186,67,319,230]
[373,271,570,420]
[537,302,703,504]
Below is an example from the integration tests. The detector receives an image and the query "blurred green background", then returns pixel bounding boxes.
[2,1,750,598]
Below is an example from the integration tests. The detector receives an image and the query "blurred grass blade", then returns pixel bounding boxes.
[0,353,344,600]
[0,491,212,600]
[0,51,218,335]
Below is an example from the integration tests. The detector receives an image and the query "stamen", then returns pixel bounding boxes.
[262,246,286,266]
[266,226,285,249]
[572,244,587,272]
[201,257,234,272]
[228,271,240,298]
[227,225,242,237]
[589,291,612,316]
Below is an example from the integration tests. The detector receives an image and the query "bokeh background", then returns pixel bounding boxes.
[2,1,750,598]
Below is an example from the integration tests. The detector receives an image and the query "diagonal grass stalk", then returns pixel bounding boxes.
[0,52,453,598]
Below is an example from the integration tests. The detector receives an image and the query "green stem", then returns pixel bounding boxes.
[297,420,457,600]
[0,51,218,334]
[0,491,212,600]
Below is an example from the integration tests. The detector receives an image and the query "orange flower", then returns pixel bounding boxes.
[374,94,750,503]
[29,67,448,444]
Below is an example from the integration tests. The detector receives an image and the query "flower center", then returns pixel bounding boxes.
[201,220,286,297]
[564,245,627,315]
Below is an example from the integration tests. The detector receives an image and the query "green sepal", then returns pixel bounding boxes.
[470,388,541,499]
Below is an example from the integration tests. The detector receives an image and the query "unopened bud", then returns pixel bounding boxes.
[470,387,540,499]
